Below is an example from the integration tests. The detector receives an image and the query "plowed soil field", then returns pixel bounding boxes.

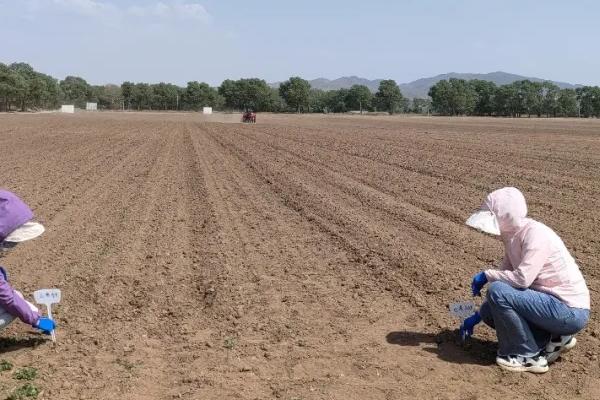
[0,112,599,399]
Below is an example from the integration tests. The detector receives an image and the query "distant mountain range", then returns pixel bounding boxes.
[270,72,582,99]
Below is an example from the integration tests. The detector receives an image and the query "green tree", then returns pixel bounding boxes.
[279,76,311,112]
[429,79,452,115]
[346,84,373,113]
[218,79,240,110]
[557,89,578,117]
[8,63,35,111]
[429,79,476,115]
[0,63,60,111]
[236,78,273,111]
[218,79,276,111]
[374,79,404,114]
[121,81,134,110]
[92,84,122,110]
[411,98,431,114]
[183,81,218,110]
[267,87,286,112]
[150,83,180,110]
[470,80,497,116]
[308,88,328,113]
[577,86,600,117]
[497,82,525,117]
[132,83,152,110]
[324,88,350,113]
[542,82,560,117]
[0,64,18,111]
[60,76,91,108]
[518,80,543,117]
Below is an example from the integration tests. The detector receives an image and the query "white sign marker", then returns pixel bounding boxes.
[449,301,475,319]
[33,289,61,342]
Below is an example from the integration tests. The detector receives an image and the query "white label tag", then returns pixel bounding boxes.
[34,289,62,306]
[449,301,475,319]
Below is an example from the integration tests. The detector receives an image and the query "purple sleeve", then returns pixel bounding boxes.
[0,276,40,326]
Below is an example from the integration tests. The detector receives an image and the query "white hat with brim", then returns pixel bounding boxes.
[465,211,501,236]
[4,222,45,243]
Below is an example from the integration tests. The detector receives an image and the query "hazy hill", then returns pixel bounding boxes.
[271,72,581,98]
[270,76,382,92]
[398,71,580,98]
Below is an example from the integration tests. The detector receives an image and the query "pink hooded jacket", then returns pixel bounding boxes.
[481,187,590,309]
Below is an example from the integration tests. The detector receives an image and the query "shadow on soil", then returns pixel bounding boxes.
[0,337,47,354]
[386,329,497,366]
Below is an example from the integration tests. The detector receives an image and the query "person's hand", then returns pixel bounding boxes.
[459,311,482,341]
[471,271,488,297]
[34,317,55,335]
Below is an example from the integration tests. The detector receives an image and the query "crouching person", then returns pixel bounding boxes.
[0,189,55,335]
[460,187,590,373]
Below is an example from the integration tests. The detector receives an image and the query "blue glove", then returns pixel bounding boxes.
[471,271,488,297]
[0,267,7,281]
[35,317,55,335]
[459,311,482,341]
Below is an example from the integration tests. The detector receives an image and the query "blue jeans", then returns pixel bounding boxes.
[480,281,589,357]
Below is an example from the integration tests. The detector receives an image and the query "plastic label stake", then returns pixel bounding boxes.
[33,289,61,342]
[448,301,475,319]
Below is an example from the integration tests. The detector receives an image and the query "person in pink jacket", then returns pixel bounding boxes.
[0,189,55,335]
[459,187,590,373]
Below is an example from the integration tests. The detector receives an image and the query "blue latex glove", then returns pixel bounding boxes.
[471,271,488,297]
[35,317,56,335]
[0,267,7,281]
[459,311,482,341]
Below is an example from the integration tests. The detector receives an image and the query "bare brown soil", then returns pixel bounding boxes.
[0,112,599,399]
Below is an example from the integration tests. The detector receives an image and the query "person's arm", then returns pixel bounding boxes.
[498,248,512,270]
[485,229,551,289]
[0,275,40,326]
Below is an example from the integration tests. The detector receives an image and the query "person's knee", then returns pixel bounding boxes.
[561,309,590,335]
[486,281,512,306]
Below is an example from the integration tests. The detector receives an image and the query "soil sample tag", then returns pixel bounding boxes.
[448,301,475,319]
[34,289,61,342]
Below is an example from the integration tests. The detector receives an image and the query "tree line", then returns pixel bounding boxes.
[118,77,412,114]
[429,78,600,117]
[0,62,412,114]
[3,61,600,117]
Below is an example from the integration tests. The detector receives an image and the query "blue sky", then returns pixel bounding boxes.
[1,0,598,86]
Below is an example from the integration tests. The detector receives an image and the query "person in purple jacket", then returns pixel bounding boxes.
[0,190,55,335]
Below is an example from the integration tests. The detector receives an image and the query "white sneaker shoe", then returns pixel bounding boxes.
[545,335,576,364]
[496,354,549,373]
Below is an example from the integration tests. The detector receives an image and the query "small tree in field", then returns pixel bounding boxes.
[279,76,311,113]
[374,80,404,114]
[347,84,373,114]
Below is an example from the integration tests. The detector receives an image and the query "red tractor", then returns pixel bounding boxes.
[242,111,256,123]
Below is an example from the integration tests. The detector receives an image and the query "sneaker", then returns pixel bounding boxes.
[496,354,549,373]
[545,335,576,364]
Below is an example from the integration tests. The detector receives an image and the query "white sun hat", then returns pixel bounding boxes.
[4,222,45,243]
[465,210,501,236]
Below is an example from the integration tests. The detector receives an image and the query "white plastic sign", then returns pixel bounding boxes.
[34,289,61,342]
[34,289,61,305]
[449,301,475,319]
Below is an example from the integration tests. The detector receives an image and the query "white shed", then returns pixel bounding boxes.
[86,102,97,111]
[203,107,213,115]
[61,105,75,113]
